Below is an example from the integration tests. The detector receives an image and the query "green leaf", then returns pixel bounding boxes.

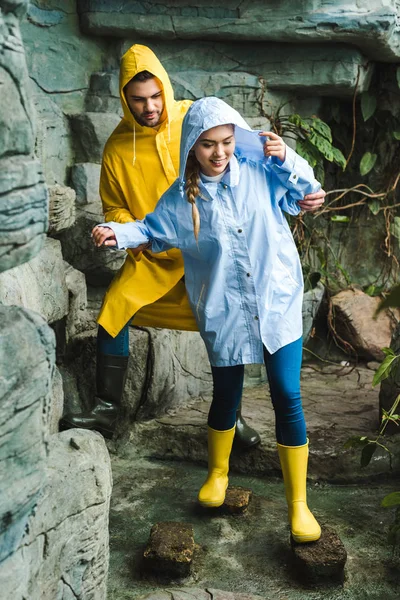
[331,146,347,170]
[390,216,400,240]
[376,284,400,313]
[382,347,396,357]
[364,284,376,296]
[311,118,332,143]
[382,492,400,508]
[397,67,400,89]
[361,442,377,467]
[288,114,302,127]
[360,152,377,176]
[368,199,380,215]
[331,215,350,223]
[393,131,400,141]
[343,435,369,450]
[296,138,317,168]
[309,132,334,162]
[361,92,377,122]
[372,354,399,386]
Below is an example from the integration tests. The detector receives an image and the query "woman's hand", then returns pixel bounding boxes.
[298,189,326,212]
[92,225,117,247]
[259,131,286,162]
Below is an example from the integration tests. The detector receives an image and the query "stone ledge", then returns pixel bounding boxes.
[78,0,400,62]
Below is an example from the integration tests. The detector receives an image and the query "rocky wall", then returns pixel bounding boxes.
[0,2,112,598]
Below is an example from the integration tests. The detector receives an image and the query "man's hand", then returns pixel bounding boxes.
[92,225,117,247]
[259,131,286,162]
[298,189,326,212]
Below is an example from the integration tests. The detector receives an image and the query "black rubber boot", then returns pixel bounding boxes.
[234,402,261,448]
[59,353,129,439]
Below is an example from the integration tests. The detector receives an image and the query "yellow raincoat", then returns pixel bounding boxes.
[97,45,197,336]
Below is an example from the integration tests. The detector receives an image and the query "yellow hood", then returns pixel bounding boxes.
[119,44,175,128]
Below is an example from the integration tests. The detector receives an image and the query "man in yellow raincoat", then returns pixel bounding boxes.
[60,45,325,443]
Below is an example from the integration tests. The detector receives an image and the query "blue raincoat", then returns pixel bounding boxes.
[102,97,321,367]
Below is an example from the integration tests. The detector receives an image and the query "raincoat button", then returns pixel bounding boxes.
[254,315,259,321]
[223,184,228,189]
[246,273,251,277]
[238,228,242,233]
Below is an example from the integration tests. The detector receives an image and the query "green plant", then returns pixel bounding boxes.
[345,287,400,551]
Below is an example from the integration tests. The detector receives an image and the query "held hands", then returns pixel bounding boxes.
[259,131,286,163]
[91,225,150,251]
[92,225,117,247]
[298,189,326,212]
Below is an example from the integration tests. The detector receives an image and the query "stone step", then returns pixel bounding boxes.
[77,0,400,62]
[121,364,400,482]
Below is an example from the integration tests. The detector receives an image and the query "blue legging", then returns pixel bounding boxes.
[98,324,306,446]
[208,338,306,447]
[97,323,130,356]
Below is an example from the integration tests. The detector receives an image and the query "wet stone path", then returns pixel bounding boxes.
[107,363,400,599]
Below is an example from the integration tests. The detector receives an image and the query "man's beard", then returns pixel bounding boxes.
[133,110,162,127]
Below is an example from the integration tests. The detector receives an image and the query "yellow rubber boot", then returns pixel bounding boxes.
[198,426,235,508]
[277,441,321,543]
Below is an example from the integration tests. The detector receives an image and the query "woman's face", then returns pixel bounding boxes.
[193,124,235,177]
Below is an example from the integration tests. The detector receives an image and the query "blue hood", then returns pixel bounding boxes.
[179,97,265,183]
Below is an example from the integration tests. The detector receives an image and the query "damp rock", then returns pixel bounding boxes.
[142,522,195,579]
[224,487,252,515]
[291,526,347,582]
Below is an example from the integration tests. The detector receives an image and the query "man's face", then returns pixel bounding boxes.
[124,77,165,127]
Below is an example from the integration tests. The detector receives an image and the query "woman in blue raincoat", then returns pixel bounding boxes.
[93,97,322,543]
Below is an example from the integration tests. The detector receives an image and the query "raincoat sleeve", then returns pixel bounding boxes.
[99,202,179,254]
[100,156,136,224]
[266,146,321,216]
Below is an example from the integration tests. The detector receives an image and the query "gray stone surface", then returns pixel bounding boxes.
[0,5,47,272]
[80,0,400,62]
[20,4,111,114]
[64,261,93,342]
[302,281,325,345]
[172,52,372,97]
[0,305,55,562]
[0,237,69,324]
[56,198,126,286]
[121,44,373,97]
[135,328,212,421]
[48,364,64,435]
[69,112,121,163]
[70,162,101,205]
[48,183,76,233]
[31,81,75,185]
[0,429,112,600]
[121,363,400,482]
[0,154,48,273]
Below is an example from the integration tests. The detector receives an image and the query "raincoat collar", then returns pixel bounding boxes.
[178,97,265,186]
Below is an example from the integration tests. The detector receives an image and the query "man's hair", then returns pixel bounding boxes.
[130,70,155,83]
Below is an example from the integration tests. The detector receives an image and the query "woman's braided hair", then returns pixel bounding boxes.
[185,151,201,241]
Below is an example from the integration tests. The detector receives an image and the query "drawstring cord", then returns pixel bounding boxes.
[132,123,136,165]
